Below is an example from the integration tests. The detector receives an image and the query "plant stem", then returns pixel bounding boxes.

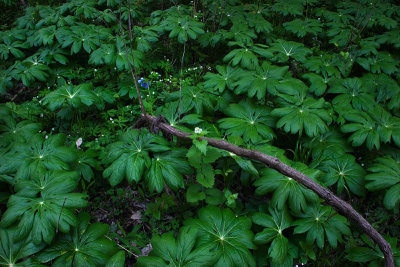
[178,41,186,121]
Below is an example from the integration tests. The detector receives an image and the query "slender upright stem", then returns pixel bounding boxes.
[118,0,146,115]
[178,41,186,120]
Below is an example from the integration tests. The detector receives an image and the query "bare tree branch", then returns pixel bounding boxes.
[137,114,395,267]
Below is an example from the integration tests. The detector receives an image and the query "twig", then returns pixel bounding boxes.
[324,210,338,223]
[344,3,375,50]
[10,86,25,102]
[137,114,395,267]
[56,197,67,233]
[127,0,147,115]
[178,41,186,121]
[118,0,146,115]
[105,235,139,258]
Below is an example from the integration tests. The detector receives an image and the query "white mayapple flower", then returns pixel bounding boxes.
[194,127,202,134]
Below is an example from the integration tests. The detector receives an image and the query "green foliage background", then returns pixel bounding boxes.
[1,0,400,266]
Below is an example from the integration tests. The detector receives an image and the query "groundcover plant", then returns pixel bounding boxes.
[1,0,400,266]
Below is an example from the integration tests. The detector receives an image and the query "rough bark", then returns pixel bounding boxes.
[139,114,395,267]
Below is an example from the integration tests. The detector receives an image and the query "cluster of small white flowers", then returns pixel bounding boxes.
[194,127,202,134]
[150,71,161,78]
[185,65,211,73]
[110,117,115,123]
[146,92,156,97]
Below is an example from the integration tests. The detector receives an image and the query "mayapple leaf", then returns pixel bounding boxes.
[146,149,191,193]
[283,18,322,38]
[234,61,288,99]
[254,162,320,213]
[136,226,218,267]
[293,205,351,249]
[103,129,169,186]
[0,227,45,266]
[0,133,76,180]
[266,39,312,63]
[272,96,332,137]
[186,206,255,267]
[219,100,275,143]
[0,171,87,244]
[318,153,366,197]
[253,209,291,264]
[366,157,400,210]
[37,212,119,266]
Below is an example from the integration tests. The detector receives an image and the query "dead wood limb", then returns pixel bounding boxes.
[139,114,395,267]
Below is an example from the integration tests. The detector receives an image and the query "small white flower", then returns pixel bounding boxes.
[110,117,113,121]
[194,127,202,134]
[94,69,97,72]
[76,137,83,149]
[112,121,115,123]
[40,113,43,118]
[52,128,55,131]
[45,135,48,139]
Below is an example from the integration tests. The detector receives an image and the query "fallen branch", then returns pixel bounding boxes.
[137,114,395,267]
